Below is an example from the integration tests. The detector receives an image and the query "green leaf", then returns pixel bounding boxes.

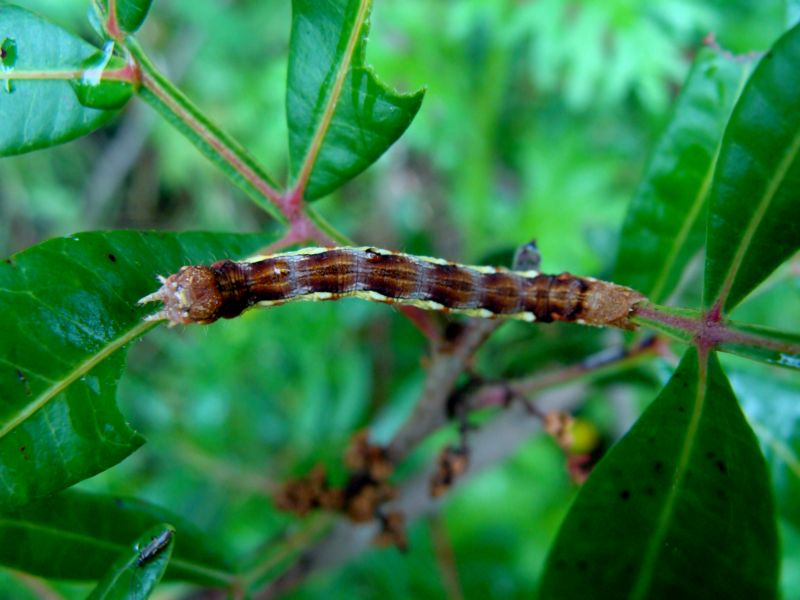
[88,523,174,600]
[732,369,800,529]
[0,230,273,510]
[70,47,134,110]
[287,0,424,200]
[0,5,124,156]
[789,0,800,28]
[704,24,800,312]
[98,0,154,35]
[615,48,750,302]
[0,489,233,586]
[540,348,778,599]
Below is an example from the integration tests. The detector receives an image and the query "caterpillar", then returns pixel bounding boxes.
[138,247,645,329]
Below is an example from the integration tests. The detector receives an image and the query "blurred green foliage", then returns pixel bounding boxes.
[1,0,797,598]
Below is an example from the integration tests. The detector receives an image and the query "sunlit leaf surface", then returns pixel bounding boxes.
[705,24,800,312]
[0,5,126,156]
[287,0,424,200]
[0,231,272,509]
[539,349,778,598]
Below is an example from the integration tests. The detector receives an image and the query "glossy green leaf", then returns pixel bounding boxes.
[540,348,778,599]
[0,231,273,510]
[705,24,800,312]
[88,523,174,599]
[70,48,134,110]
[0,5,122,156]
[98,0,154,34]
[732,369,800,528]
[615,48,750,302]
[0,489,233,586]
[287,0,425,200]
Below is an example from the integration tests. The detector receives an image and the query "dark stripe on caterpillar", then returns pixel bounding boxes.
[139,247,645,329]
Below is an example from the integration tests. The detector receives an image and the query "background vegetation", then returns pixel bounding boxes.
[1,0,798,598]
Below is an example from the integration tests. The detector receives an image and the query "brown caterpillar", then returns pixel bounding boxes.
[138,247,645,329]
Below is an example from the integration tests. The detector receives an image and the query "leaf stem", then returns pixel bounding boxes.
[125,39,286,221]
[632,302,800,363]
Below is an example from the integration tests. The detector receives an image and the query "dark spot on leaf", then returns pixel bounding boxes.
[19,446,25,453]
[620,489,631,500]
[576,559,589,572]
[677,405,685,413]
[114,497,124,508]
[765,51,773,61]
[654,461,663,473]
[16,369,31,395]
[108,253,117,262]
[716,460,727,474]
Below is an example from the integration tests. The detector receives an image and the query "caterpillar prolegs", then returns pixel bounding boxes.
[138,246,645,329]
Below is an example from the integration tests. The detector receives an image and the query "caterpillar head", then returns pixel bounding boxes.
[138,265,224,326]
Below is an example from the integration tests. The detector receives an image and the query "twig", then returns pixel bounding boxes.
[386,319,502,463]
[254,385,586,599]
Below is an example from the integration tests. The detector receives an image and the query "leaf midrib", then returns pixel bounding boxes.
[0,320,153,441]
[292,0,371,195]
[0,518,234,584]
[712,110,800,310]
[649,66,752,302]
[629,350,708,600]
